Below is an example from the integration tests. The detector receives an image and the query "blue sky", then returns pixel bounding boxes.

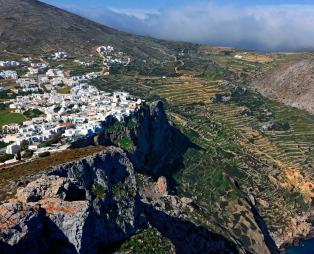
[42,0,314,51]
[43,0,314,8]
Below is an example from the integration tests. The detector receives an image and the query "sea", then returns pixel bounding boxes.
[286,238,314,254]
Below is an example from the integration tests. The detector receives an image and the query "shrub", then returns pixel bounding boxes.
[0,141,9,148]
[0,153,14,163]
[42,132,62,147]
[92,183,105,199]
[38,151,51,158]
[23,109,44,118]
[22,150,33,159]
[117,136,132,151]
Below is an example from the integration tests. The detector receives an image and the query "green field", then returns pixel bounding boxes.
[57,87,71,94]
[0,110,25,127]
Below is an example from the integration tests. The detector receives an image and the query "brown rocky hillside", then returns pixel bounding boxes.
[253,56,314,114]
[0,0,190,60]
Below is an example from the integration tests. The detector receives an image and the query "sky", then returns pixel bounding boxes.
[42,0,314,51]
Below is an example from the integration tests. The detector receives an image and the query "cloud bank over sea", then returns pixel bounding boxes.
[56,2,314,51]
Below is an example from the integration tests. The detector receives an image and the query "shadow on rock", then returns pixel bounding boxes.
[141,202,239,254]
[130,101,202,182]
[0,208,77,254]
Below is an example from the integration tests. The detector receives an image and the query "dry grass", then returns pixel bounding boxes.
[239,53,273,63]
[0,146,106,191]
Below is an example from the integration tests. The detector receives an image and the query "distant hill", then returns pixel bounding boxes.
[254,55,314,114]
[0,0,191,60]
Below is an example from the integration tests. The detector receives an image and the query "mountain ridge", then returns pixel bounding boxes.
[0,0,192,61]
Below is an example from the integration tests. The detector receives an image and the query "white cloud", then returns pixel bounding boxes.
[60,3,314,51]
[108,8,160,20]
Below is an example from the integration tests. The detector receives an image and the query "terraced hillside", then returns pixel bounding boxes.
[99,51,314,251]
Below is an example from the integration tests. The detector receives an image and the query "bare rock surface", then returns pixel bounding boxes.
[0,147,141,254]
[254,58,314,114]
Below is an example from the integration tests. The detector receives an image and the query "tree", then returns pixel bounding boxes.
[20,140,29,151]
[16,152,21,161]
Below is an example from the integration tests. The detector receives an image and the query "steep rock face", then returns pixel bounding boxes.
[130,101,190,177]
[91,101,190,177]
[0,147,142,254]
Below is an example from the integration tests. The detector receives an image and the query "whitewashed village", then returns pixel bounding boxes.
[0,46,141,164]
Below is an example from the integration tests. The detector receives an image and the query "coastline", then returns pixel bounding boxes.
[278,213,314,253]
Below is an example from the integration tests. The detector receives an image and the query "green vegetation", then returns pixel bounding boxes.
[56,87,71,94]
[22,150,33,159]
[16,68,28,77]
[41,132,62,147]
[38,151,51,158]
[23,109,44,118]
[0,141,9,149]
[0,103,8,110]
[118,226,174,254]
[70,65,101,76]
[105,121,124,133]
[92,182,106,199]
[0,110,25,127]
[117,136,132,151]
[0,153,14,163]
[0,90,16,100]
[118,64,314,250]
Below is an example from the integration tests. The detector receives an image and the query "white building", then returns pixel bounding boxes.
[6,143,21,155]
[0,61,20,67]
[0,70,18,80]
[46,69,64,78]
[53,52,68,60]
[234,55,243,60]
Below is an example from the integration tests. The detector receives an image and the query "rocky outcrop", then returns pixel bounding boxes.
[130,101,192,177]
[87,101,192,178]
[0,145,241,254]
[155,176,169,196]
[0,147,143,254]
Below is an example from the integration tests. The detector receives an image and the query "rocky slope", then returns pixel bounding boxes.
[0,147,241,254]
[253,56,314,114]
[0,0,192,60]
[0,147,142,254]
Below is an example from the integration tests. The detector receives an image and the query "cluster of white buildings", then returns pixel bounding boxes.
[27,62,48,75]
[97,45,130,70]
[2,84,142,153]
[0,61,20,67]
[0,50,139,160]
[16,78,39,93]
[234,54,243,60]
[0,70,18,80]
[97,46,115,54]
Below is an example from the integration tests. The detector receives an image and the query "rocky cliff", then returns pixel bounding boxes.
[0,147,143,254]
[91,101,191,178]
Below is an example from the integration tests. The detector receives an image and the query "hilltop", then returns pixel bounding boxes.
[0,0,193,61]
